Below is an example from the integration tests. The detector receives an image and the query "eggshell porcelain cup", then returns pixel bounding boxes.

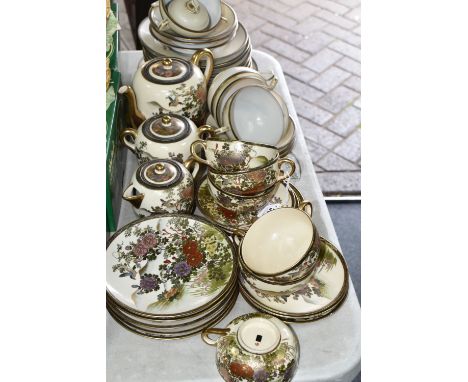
[239,201,321,283]
[201,313,300,382]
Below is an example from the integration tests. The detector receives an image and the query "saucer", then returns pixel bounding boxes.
[196,177,300,233]
[239,238,349,322]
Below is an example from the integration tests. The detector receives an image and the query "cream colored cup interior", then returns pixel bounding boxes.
[242,208,313,275]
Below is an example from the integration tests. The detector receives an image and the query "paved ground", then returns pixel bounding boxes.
[116,0,361,195]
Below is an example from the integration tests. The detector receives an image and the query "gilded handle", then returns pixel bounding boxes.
[231,229,247,247]
[298,200,313,217]
[191,49,214,89]
[277,158,296,182]
[183,157,200,179]
[118,85,145,128]
[120,128,138,153]
[190,140,209,166]
[201,328,230,346]
[197,125,229,139]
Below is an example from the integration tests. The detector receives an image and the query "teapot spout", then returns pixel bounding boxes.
[122,185,145,209]
[118,85,146,128]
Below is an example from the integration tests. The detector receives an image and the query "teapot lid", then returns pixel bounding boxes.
[237,317,281,355]
[142,114,191,143]
[136,159,183,189]
[141,57,193,85]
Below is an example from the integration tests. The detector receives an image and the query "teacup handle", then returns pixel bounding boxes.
[197,125,229,139]
[190,140,209,166]
[298,200,313,217]
[201,328,230,346]
[277,158,296,182]
[260,71,278,90]
[183,157,200,179]
[191,49,214,89]
[120,128,138,154]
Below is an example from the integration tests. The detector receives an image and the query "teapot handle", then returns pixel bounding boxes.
[197,125,229,139]
[201,328,231,346]
[298,200,313,218]
[183,157,200,179]
[277,158,296,182]
[191,49,214,89]
[122,184,145,209]
[190,140,209,166]
[119,128,138,153]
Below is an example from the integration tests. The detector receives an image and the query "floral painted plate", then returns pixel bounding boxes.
[239,238,349,321]
[196,177,299,233]
[106,214,236,317]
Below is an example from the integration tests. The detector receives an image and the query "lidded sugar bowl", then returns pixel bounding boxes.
[202,313,300,382]
[120,49,214,126]
[122,158,198,216]
[120,113,226,164]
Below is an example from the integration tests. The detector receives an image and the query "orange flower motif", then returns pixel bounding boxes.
[183,240,198,256]
[186,250,203,267]
[229,363,254,379]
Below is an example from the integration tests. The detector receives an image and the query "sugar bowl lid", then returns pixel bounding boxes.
[142,114,192,143]
[141,57,193,85]
[136,159,183,189]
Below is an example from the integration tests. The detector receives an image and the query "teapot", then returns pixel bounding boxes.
[123,158,199,216]
[202,313,300,382]
[119,113,227,164]
[119,49,214,127]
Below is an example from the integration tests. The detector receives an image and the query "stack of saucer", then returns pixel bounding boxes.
[207,67,296,154]
[237,203,349,322]
[106,214,238,339]
[138,1,254,84]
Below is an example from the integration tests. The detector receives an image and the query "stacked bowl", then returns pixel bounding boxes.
[106,214,239,339]
[236,202,350,322]
[208,67,296,155]
[190,139,296,217]
[139,1,254,84]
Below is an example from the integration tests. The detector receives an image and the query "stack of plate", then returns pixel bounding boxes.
[239,238,349,322]
[106,214,238,339]
[138,1,255,84]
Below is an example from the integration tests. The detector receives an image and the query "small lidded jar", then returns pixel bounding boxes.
[122,158,198,216]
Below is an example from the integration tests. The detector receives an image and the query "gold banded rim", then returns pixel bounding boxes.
[106,213,238,319]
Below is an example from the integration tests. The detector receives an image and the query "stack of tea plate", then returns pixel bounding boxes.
[207,67,296,155]
[106,214,239,339]
[236,202,350,322]
[138,1,254,84]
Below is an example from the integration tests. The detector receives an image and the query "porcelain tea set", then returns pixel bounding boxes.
[139,1,254,84]
[107,1,350,380]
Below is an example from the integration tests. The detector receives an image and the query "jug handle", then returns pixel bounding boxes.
[201,328,230,346]
[119,128,137,153]
[197,125,229,139]
[191,49,214,89]
[183,157,200,179]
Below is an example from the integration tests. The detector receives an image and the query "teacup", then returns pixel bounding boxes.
[238,201,321,283]
[190,139,279,173]
[207,156,295,196]
[202,313,300,382]
[207,178,277,213]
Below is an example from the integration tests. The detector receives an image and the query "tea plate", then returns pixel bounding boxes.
[239,238,349,320]
[196,177,300,233]
[106,214,236,316]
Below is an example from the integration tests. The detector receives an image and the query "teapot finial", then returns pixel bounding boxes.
[162,58,173,68]
[161,115,172,126]
[154,163,166,174]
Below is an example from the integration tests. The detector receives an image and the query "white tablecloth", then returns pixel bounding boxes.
[107,50,361,382]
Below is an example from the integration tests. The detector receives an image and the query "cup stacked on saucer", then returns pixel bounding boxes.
[138,1,254,85]
[207,67,296,156]
[190,139,297,229]
[106,214,239,339]
[235,202,350,322]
